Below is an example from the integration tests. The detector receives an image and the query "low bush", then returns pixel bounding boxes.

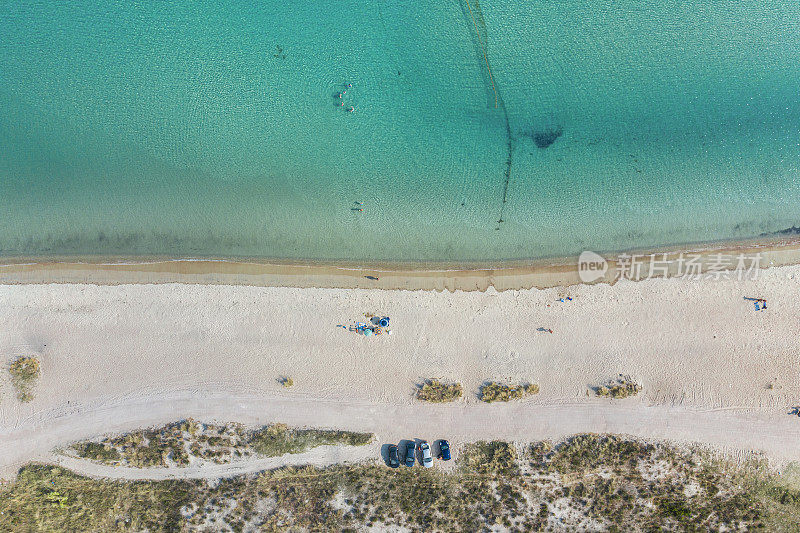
[460,441,518,475]
[416,379,463,402]
[9,357,41,402]
[247,424,372,457]
[71,442,121,463]
[542,434,651,474]
[595,378,641,399]
[480,382,538,403]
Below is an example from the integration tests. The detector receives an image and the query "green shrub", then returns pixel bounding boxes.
[655,496,693,521]
[595,378,641,399]
[480,382,538,402]
[416,379,463,402]
[72,442,121,463]
[0,464,198,531]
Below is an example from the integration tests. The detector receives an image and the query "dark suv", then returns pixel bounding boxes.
[387,445,400,468]
[438,440,451,461]
[405,441,416,467]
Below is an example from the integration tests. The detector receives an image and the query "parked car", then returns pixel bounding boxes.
[388,445,400,468]
[438,440,451,461]
[420,441,433,468]
[405,441,416,467]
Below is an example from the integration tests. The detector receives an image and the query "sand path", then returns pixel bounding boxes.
[2,390,800,479]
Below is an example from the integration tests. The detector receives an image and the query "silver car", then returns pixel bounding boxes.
[419,441,433,468]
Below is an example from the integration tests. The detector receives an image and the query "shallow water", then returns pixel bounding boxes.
[1,1,799,261]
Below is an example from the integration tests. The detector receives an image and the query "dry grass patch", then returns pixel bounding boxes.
[460,441,519,476]
[249,423,372,457]
[8,433,796,531]
[480,382,539,403]
[9,357,41,402]
[416,379,463,402]
[71,421,373,467]
[595,377,641,399]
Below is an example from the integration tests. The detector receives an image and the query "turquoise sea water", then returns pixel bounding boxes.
[2,1,799,262]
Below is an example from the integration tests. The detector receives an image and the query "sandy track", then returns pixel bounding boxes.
[2,390,800,479]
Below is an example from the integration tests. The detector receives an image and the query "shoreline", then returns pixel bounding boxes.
[2,236,800,290]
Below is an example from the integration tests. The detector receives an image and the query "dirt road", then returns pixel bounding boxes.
[3,389,799,479]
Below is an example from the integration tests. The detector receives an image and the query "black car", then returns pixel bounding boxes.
[438,440,451,461]
[404,441,416,467]
[388,445,400,468]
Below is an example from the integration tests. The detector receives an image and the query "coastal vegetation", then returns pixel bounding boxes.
[249,424,372,457]
[70,421,372,468]
[460,441,518,476]
[4,434,800,531]
[8,357,40,402]
[480,382,539,402]
[595,377,641,399]
[416,379,463,402]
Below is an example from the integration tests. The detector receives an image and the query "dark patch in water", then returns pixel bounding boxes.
[531,125,563,149]
[760,226,800,237]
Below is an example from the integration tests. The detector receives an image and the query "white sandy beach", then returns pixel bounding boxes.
[1,264,799,477]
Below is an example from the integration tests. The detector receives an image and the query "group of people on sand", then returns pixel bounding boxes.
[335,82,355,113]
[538,296,574,333]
